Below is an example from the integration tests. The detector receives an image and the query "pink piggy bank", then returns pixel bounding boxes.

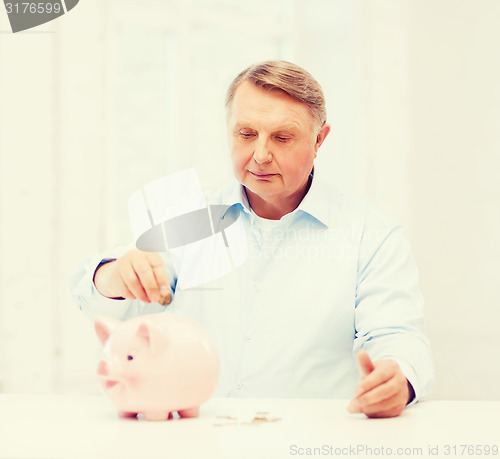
[94,313,219,421]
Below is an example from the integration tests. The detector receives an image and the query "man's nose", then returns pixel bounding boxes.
[253,139,272,164]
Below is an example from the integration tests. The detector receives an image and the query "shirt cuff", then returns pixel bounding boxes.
[391,357,420,407]
[85,251,133,319]
[93,258,125,300]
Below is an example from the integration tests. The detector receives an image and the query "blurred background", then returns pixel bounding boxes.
[0,0,499,399]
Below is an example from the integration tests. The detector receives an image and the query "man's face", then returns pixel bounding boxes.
[227,81,329,213]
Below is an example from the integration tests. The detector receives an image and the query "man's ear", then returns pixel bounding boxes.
[314,123,331,154]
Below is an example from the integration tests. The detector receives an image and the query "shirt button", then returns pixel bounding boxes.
[236,382,244,390]
[246,333,252,340]
[255,283,262,292]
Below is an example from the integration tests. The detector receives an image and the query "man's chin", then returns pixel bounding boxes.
[244,180,280,197]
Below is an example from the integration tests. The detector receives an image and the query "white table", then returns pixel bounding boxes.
[0,395,498,459]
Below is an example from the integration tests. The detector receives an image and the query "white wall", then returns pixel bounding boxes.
[408,0,500,399]
[0,0,499,400]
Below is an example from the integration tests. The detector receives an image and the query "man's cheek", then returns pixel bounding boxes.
[230,157,246,181]
[232,151,249,173]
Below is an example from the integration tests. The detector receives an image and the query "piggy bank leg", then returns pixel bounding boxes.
[178,407,200,418]
[119,411,138,419]
[144,411,171,421]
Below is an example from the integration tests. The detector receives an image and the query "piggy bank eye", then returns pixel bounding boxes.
[127,355,134,361]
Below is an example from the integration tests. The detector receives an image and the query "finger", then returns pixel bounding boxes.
[118,264,149,303]
[132,256,160,303]
[356,375,400,407]
[347,385,402,416]
[356,349,375,378]
[358,394,405,418]
[119,284,136,300]
[355,360,398,396]
[146,253,171,305]
[366,406,405,419]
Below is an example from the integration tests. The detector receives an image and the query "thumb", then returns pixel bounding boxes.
[356,349,375,378]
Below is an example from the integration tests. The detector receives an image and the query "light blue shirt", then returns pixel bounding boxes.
[70,174,434,402]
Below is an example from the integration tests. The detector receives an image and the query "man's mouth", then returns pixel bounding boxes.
[250,171,276,179]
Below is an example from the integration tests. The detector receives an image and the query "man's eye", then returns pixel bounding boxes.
[276,136,290,142]
[240,132,255,139]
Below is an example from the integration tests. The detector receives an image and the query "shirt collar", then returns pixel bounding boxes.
[220,173,335,228]
[220,179,252,215]
[293,173,332,228]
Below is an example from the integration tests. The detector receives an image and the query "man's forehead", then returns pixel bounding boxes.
[232,120,302,131]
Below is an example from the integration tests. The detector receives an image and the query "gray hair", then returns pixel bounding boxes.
[225,60,327,128]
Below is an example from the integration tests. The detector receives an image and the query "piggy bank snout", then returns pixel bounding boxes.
[97,360,108,377]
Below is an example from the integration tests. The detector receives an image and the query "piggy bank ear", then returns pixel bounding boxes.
[94,316,122,346]
[136,321,168,354]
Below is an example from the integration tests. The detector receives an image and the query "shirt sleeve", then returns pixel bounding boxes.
[353,219,435,404]
[69,245,178,321]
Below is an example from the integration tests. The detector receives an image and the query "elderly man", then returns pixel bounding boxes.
[71,60,434,418]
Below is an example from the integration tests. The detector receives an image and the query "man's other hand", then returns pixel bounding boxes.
[347,349,413,418]
[93,250,171,305]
